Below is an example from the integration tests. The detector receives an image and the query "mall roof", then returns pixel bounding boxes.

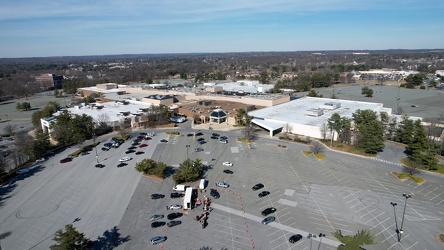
[248,97,392,128]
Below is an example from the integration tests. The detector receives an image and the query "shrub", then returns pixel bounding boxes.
[166,131,180,135]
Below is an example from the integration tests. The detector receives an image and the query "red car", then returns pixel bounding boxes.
[60,157,72,163]
[144,137,152,140]
[139,144,148,148]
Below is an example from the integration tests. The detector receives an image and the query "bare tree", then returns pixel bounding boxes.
[320,123,328,140]
[0,154,7,173]
[403,162,421,176]
[310,141,324,154]
[119,118,132,137]
[3,123,17,136]
[283,123,292,133]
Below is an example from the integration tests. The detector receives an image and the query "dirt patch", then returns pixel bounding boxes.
[439,233,444,244]
[142,174,164,182]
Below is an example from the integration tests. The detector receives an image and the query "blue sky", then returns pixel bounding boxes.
[1,0,443,58]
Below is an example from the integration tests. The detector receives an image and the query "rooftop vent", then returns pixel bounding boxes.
[306,108,324,117]
[319,102,341,110]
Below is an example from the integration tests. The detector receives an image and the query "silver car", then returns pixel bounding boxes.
[150,236,167,245]
[150,214,164,221]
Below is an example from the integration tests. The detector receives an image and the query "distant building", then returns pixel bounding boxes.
[35,73,63,89]
[435,70,444,77]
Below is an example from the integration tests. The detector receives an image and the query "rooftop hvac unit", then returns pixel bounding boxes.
[306,109,324,117]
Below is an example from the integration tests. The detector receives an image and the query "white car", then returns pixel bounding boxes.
[167,204,183,210]
[216,182,229,188]
[223,162,233,166]
[219,140,228,144]
[119,157,132,162]
[35,158,46,163]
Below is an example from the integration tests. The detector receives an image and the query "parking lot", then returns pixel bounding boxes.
[1,129,443,250]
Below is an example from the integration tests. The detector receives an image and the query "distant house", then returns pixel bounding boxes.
[35,73,63,90]
[436,70,444,77]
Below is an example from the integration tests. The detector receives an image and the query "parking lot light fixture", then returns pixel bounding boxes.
[93,133,99,163]
[307,233,316,250]
[317,233,326,250]
[390,202,400,241]
[399,193,411,241]
[186,144,190,160]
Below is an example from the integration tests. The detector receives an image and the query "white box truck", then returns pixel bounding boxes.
[183,187,193,209]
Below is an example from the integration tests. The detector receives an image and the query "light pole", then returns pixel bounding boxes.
[93,133,99,163]
[317,233,325,250]
[390,202,400,241]
[396,87,401,114]
[399,193,411,241]
[186,145,190,160]
[307,233,316,250]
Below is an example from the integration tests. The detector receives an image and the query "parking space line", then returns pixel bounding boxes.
[364,211,386,224]
[424,187,439,196]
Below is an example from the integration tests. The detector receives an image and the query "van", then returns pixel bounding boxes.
[199,179,206,190]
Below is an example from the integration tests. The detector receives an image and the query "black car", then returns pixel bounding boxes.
[160,139,168,143]
[195,132,203,136]
[117,163,127,168]
[289,234,303,243]
[261,207,276,216]
[212,133,220,137]
[151,194,165,200]
[187,133,193,137]
[151,221,166,228]
[197,138,205,141]
[210,188,220,199]
[210,136,219,139]
[198,140,206,145]
[167,212,183,220]
[135,151,144,155]
[101,147,110,151]
[128,146,137,150]
[258,191,270,198]
[104,142,113,147]
[223,169,233,174]
[252,183,264,191]
[125,150,136,154]
[95,164,105,168]
[166,220,181,227]
[170,192,183,199]
[220,136,227,140]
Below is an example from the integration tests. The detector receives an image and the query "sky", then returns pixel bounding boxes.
[1,0,443,58]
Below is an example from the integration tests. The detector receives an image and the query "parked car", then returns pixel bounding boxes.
[195,132,203,136]
[197,138,205,141]
[60,157,72,163]
[101,147,110,151]
[211,136,219,139]
[170,192,183,198]
[289,234,303,243]
[151,194,165,200]
[167,220,181,227]
[35,158,46,163]
[195,148,204,152]
[198,140,206,145]
[262,216,275,225]
[223,169,233,174]
[151,221,166,228]
[160,139,168,143]
[220,136,227,140]
[212,133,220,137]
[150,236,167,245]
[261,207,276,216]
[223,162,233,166]
[17,168,30,175]
[135,151,144,155]
[167,204,183,210]
[167,212,183,220]
[219,139,228,144]
[117,163,127,168]
[258,191,270,198]
[187,133,193,137]
[119,157,132,162]
[139,144,148,148]
[95,164,105,168]
[210,189,220,199]
[128,146,137,150]
[216,182,229,188]
[252,183,264,191]
[150,214,164,221]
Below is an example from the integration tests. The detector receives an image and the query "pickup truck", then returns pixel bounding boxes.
[173,184,187,192]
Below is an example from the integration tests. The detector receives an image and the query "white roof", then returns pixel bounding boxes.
[248,97,389,128]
